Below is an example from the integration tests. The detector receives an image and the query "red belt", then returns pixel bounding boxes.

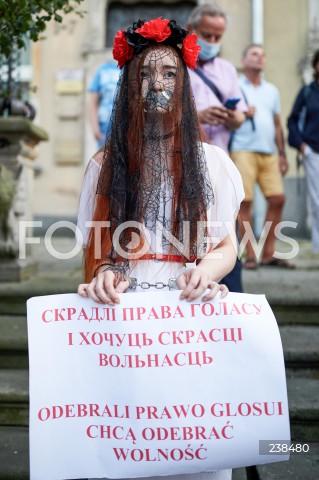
[139,253,197,263]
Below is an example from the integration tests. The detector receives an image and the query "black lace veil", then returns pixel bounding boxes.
[92,43,214,264]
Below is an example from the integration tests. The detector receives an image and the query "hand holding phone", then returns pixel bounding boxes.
[223,97,240,110]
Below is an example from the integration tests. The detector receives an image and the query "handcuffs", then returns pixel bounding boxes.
[128,278,178,290]
[97,263,181,291]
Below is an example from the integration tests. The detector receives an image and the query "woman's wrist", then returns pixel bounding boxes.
[93,262,125,277]
[195,261,216,283]
[93,263,112,277]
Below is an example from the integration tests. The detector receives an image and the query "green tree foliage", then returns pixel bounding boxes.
[0,0,86,57]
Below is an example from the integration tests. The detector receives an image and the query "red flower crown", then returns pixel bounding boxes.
[113,17,201,69]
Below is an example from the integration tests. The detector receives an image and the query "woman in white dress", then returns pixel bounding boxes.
[78,17,244,480]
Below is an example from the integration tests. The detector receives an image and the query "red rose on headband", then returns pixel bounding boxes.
[135,17,171,42]
[181,33,201,69]
[113,30,134,68]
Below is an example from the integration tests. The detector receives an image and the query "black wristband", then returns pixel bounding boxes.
[93,262,114,277]
[102,265,126,274]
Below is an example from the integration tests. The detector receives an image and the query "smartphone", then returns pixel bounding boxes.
[223,97,240,110]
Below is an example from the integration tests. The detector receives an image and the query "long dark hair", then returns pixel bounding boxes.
[84,45,213,281]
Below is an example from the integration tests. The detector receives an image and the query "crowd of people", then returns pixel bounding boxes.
[86,3,318,288]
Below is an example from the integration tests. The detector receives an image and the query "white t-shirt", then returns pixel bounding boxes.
[77,143,244,288]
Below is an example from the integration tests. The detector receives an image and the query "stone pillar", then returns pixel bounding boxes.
[0,118,48,281]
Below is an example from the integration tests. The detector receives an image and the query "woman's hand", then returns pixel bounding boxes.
[78,270,129,306]
[176,268,229,302]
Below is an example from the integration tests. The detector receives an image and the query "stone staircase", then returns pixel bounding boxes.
[242,263,319,479]
[0,239,80,480]
[0,239,318,479]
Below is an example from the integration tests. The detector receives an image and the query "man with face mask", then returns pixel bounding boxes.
[187,3,247,153]
[187,3,247,293]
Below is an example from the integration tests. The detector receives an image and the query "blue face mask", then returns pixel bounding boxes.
[197,38,221,61]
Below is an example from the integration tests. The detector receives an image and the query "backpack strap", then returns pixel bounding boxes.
[193,67,224,103]
[239,87,255,131]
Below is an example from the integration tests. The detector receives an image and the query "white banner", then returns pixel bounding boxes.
[27,291,290,480]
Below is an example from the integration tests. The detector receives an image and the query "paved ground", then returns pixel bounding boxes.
[242,238,319,304]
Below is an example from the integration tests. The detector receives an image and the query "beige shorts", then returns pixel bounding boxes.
[231,151,284,201]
